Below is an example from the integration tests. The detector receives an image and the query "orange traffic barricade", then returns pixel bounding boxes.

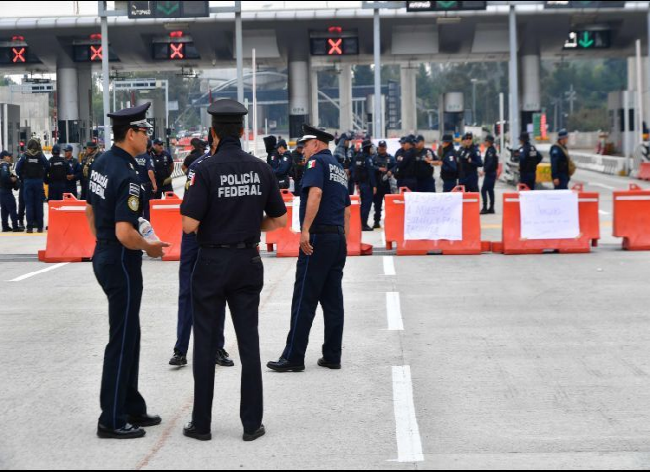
[492,184,600,255]
[38,193,96,263]
[265,190,297,253]
[347,195,373,256]
[149,192,183,261]
[383,187,488,256]
[639,162,650,181]
[613,183,650,250]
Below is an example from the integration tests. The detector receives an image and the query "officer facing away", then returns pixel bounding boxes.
[80,142,101,201]
[372,140,396,229]
[63,145,82,198]
[518,132,541,190]
[352,139,377,231]
[395,135,418,191]
[480,135,499,214]
[133,140,157,221]
[180,99,287,442]
[270,139,293,189]
[268,124,351,374]
[440,135,459,192]
[15,138,49,233]
[550,129,571,190]
[182,138,207,174]
[46,144,72,201]
[291,142,306,196]
[414,135,440,193]
[0,150,23,232]
[85,102,169,439]
[151,138,174,198]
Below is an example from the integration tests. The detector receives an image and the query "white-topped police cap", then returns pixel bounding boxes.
[107,102,152,128]
[298,124,334,144]
[207,99,248,124]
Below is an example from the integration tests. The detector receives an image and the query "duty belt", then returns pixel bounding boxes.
[310,225,344,235]
[201,242,259,249]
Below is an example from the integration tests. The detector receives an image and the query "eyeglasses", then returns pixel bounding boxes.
[132,127,153,137]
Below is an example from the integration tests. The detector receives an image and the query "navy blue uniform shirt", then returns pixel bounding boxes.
[87,145,142,242]
[134,152,154,185]
[300,149,351,228]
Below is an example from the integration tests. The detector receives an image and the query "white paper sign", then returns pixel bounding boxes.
[404,192,463,241]
[292,197,301,232]
[519,190,580,240]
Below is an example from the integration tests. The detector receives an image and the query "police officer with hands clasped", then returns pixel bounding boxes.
[439,134,459,193]
[352,139,377,231]
[550,129,572,190]
[46,144,72,202]
[0,150,23,233]
[268,124,351,374]
[457,132,483,193]
[372,140,395,229]
[480,135,499,214]
[86,103,169,440]
[180,99,287,442]
[518,131,542,190]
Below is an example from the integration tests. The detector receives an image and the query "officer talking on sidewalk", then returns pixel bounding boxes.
[181,99,287,443]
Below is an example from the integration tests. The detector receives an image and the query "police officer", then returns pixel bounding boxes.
[151,138,174,199]
[134,141,157,221]
[440,135,459,192]
[64,145,82,198]
[182,138,207,174]
[180,99,287,442]
[372,140,396,229]
[263,135,277,166]
[352,139,377,231]
[80,142,101,200]
[395,136,418,191]
[334,133,355,195]
[85,103,168,439]
[551,129,571,190]
[518,132,541,190]
[0,151,22,233]
[414,135,439,193]
[15,139,48,233]
[46,144,72,202]
[481,135,499,214]
[268,124,351,374]
[290,142,306,196]
[171,132,234,369]
[458,132,483,192]
[269,139,293,189]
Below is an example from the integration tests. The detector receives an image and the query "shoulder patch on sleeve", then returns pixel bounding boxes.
[307,160,317,170]
[129,183,141,197]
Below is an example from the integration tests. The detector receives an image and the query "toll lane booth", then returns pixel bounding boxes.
[0,104,20,157]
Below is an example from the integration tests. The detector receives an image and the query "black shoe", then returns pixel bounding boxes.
[97,423,146,439]
[37,228,44,233]
[373,222,381,229]
[215,349,235,367]
[169,350,187,367]
[2,228,11,233]
[13,227,24,233]
[362,225,374,232]
[127,414,162,427]
[17,225,25,232]
[243,425,266,442]
[183,422,212,441]
[488,208,496,214]
[26,228,33,234]
[266,358,305,373]
[317,358,341,370]
[480,208,489,215]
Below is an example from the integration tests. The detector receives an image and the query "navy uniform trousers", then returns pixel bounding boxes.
[373,181,391,226]
[191,247,264,434]
[459,175,479,193]
[175,233,226,355]
[92,243,148,429]
[282,232,347,365]
[416,177,436,193]
[1,190,19,230]
[48,182,66,202]
[397,178,417,192]
[520,172,537,191]
[442,179,458,193]
[554,173,570,190]
[481,174,497,209]
[23,179,45,230]
[358,182,373,227]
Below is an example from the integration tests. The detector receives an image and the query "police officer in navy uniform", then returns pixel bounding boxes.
[395,136,418,191]
[518,132,541,190]
[270,139,293,189]
[15,138,49,233]
[352,139,377,231]
[414,135,439,193]
[550,129,571,190]
[134,141,157,221]
[481,135,499,214]
[80,142,101,201]
[63,145,82,198]
[440,135,459,192]
[372,140,395,229]
[170,132,234,369]
[263,135,278,166]
[182,138,207,174]
[151,138,174,199]
[180,99,287,442]
[85,103,169,439]
[268,124,351,373]
[291,142,306,195]
[0,150,22,232]
[46,144,72,201]
[458,132,483,192]
[334,133,355,195]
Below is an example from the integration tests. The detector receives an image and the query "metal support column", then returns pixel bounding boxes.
[508,4,519,145]
[235,1,244,104]
[373,8,382,138]
[100,2,111,146]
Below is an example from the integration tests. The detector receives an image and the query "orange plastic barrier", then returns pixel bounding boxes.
[149,192,183,261]
[266,193,372,257]
[613,183,650,250]
[639,162,650,181]
[383,187,488,256]
[492,184,600,255]
[38,194,96,263]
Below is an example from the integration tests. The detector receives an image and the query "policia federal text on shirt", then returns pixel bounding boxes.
[180,99,287,443]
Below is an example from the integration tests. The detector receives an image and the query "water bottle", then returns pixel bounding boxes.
[138,217,159,242]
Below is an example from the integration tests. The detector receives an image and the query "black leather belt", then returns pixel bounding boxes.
[310,225,344,235]
[201,243,259,249]
[96,239,122,246]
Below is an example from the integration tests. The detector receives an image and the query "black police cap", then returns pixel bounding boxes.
[463,132,473,140]
[276,139,288,149]
[362,139,373,150]
[207,99,248,124]
[519,131,530,141]
[298,124,334,144]
[378,140,387,147]
[415,135,425,142]
[86,141,98,149]
[0,150,12,159]
[485,135,495,142]
[442,134,454,143]
[152,138,164,146]
[107,102,152,129]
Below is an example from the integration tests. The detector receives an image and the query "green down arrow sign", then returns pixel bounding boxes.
[578,32,595,48]
[437,1,458,8]
[157,1,180,16]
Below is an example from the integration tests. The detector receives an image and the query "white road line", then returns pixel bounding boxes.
[590,182,617,191]
[383,256,396,276]
[381,230,386,247]
[386,292,403,331]
[599,210,611,216]
[8,263,69,282]
[391,366,424,463]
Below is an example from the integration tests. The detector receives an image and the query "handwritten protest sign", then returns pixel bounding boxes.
[404,192,463,241]
[519,190,580,240]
